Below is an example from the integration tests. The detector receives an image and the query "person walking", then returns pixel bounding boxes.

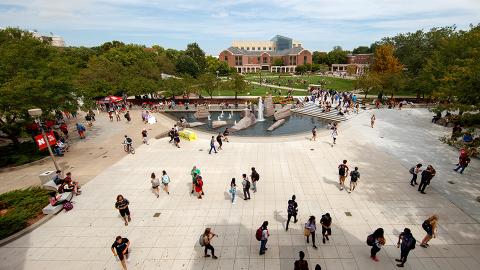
[195,175,204,199]
[420,215,438,248]
[367,228,385,262]
[250,167,260,193]
[173,130,180,148]
[150,173,160,198]
[320,213,332,244]
[259,221,269,255]
[76,123,86,139]
[395,228,416,267]
[454,155,471,174]
[418,165,436,194]
[216,133,223,150]
[223,128,230,142]
[331,127,338,145]
[371,114,376,128]
[168,128,175,143]
[285,195,298,231]
[161,170,170,195]
[109,111,114,122]
[209,136,217,154]
[242,174,251,200]
[315,265,322,270]
[338,160,349,190]
[115,110,121,121]
[141,129,149,145]
[311,126,317,141]
[409,163,422,186]
[202,228,218,259]
[229,178,237,204]
[124,111,131,122]
[304,216,318,249]
[191,166,201,194]
[115,195,131,226]
[294,251,309,270]
[348,167,360,193]
[111,236,130,270]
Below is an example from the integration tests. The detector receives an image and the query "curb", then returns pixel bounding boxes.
[0,214,55,247]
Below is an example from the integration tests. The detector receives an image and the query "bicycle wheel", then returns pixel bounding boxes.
[130,147,135,154]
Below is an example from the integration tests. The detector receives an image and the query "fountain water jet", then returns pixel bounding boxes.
[257,97,265,122]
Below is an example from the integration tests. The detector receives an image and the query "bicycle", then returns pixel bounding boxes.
[123,143,135,154]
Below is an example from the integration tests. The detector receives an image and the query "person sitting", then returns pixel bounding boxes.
[49,192,67,206]
[52,170,64,185]
[63,172,81,195]
[57,140,69,153]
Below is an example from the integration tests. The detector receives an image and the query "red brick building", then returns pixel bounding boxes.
[332,53,374,75]
[347,53,374,64]
[219,36,312,73]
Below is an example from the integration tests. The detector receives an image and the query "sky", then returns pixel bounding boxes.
[1,0,479,55]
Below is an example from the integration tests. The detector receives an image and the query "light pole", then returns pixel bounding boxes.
[28,108,60,171]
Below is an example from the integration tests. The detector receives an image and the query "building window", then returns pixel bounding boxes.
[268,47,272,50]
[257,57,260,62]
[235,56,243,66]
[263,47,266,50]
[263,57,268,64]
[246,47,250,50]
[257,47,261,51]
[252,47,255,51]
[224,55,228,61]
[304,55,307,64]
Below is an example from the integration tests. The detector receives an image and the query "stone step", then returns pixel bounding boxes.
[292,103,355,122]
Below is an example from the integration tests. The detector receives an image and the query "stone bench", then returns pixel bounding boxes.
[42,192,73,215]
[42,179,60,192]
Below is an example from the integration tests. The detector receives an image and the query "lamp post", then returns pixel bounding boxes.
[28,108,60,171]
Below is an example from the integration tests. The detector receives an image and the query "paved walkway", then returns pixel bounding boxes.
[1,108,479,270]
[0,110,171,194]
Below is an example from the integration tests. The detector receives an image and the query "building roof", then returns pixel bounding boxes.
[225,46,306,56]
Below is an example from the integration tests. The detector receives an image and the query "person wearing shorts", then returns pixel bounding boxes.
[320,213,332,244]
[115,195,131,226]
[111,236,130,270]
[161,170,170,195]
[338,160,349,190]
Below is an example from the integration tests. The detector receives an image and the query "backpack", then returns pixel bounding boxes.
[255,227,263,241]
[162,175,170,184]
[126,137,132,143]
[63,201,73,211]
[351,171,359,181]
[245,180,251,189]
[199,234,205,246]
[252,171,260,181]
[409,167,415,174]
[287,201,296,215]
[339,165,346,176]
[422,220,432,232]
[366,234,375,246]
[408,236,416,250]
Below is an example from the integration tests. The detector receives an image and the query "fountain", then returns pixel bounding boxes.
[257,97,265,122]
[217,115,221,121]
[221,110,224,116]
[234,120,237,125]
[207,115,211,121]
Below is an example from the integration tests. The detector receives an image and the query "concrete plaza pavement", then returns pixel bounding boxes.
[1,108,479,270]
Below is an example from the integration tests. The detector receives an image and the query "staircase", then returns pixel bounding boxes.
[291,102,358,122]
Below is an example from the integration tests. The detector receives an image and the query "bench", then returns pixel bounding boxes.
[42,192,73,215]
[42,179,60,191]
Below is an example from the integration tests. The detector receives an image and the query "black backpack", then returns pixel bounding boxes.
[366,234,375,246]
[252,171,260,181]
[422,220,432,232]
[409,167,415,174]
[126,137,132,143]
[339,165,346,176]
[245,180,251,189]
[287,201,297,215]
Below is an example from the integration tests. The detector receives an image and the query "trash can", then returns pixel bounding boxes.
[39,170,55,185]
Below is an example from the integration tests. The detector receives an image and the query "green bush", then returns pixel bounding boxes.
[0,187,50,240]
[458,113,480,127]
[0,141,49,167]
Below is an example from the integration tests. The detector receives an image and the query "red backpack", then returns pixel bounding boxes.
[255,227,262,241]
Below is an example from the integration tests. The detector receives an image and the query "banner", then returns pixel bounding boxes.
[34,131,57,150]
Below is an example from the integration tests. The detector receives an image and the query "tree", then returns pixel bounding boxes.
[296,65,307,74]
[356,72,381,98]
[175,55,200,77]
[371,44,403,73]
[0,28,77,144]
[206,55,233,76]
[273,58,284,66]
[327,46,348,65]
[185,43,207,72]
[312,51,328,64]
[164,78,188,98]
[198,73,221,98]
[352,46,371,54]
[228,73,248,99]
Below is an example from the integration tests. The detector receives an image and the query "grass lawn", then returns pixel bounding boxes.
[199,84,307,97]
[0,187,51,240]
[0,141,49,168]
[245,73,355,91]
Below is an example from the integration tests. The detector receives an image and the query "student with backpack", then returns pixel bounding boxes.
[229,178,237,204]
[161,170,170,195]
[367,228,385,262]
[395,228,416,267]
[200,228,218,259]
[250,167,260,193]
[409,163,422,186]
[285,195,298,231]
[304,216,318,249]
[348,167,360,193]
[257,221,269,255]
[294,251,309,270]
[242,174,251,200]
[418,165,436,194]
[338,160,349,191]
[320,213,332,244]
